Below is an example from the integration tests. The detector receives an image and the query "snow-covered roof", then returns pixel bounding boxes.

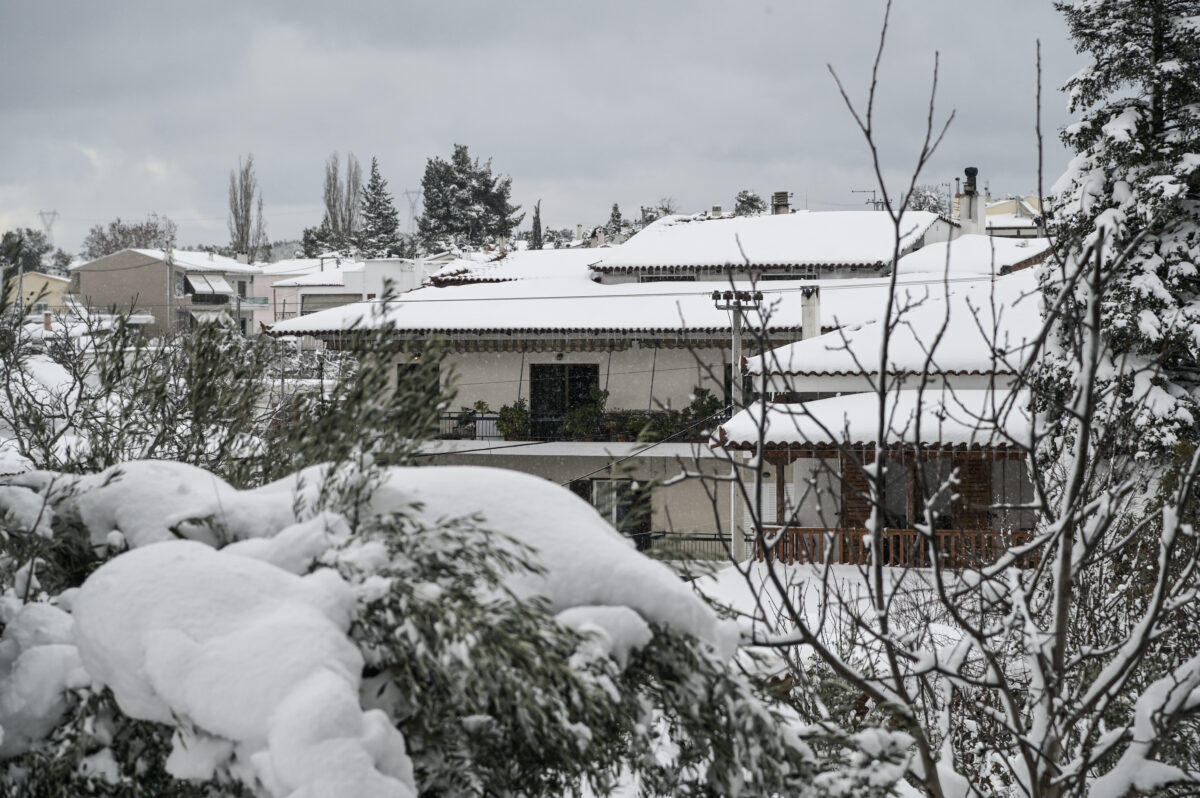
[747,270,1039,377]
[256,258,335,277]
[592,210,946,274]
[272,261,364,288]
[429,248,604,286]
[128,249,261,274]
[268,277,812,337]
[894,235,1051,276]
[718,388,1030,450]
[987,214,1040,230]
[268,255,1017,340]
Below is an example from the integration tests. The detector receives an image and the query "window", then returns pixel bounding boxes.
[237,280,247,298]
[529,363,599,438]
[915,459,955,530]
[991,459,1036,530]
[881,459,911,528]
[592,478,651,535]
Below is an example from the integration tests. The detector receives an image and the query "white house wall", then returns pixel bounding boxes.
[431,346,731,413]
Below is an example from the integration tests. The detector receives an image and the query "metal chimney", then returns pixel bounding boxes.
[964,166,979,196]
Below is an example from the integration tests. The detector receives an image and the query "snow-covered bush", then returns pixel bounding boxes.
[0,457,860,796]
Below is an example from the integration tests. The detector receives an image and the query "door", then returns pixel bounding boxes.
[529,363,598,438]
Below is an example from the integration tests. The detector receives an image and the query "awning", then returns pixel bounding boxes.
[190,311,234,325]
[186,274,235,295]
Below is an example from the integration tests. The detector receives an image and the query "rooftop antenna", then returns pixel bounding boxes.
[402,189,422,235]
[851,189,888,211]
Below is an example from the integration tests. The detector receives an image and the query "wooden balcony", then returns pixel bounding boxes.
[759,526,1037,569]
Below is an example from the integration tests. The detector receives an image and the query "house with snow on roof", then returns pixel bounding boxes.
[269,209,1006,553]
[591,201,956,284]
[70,249,261,337]
[270,243,826,546]
[718,257,1042,567]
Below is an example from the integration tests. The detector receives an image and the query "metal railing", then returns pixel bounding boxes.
[759,526,1037,569]
[438,412,501,440]
[631,532,754,561]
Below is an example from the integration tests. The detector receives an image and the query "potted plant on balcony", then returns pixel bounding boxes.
[496,397,529,440]
[564,387,608,441]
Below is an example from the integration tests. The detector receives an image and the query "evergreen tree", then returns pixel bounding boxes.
[606,202,622,236]
[416,144,524,251]
[530,199,543,250]
[733,190,767,216]
[907,183,949,215]
[1047,0,1200,463]
[80,214,177,261]
[356,157,403,258]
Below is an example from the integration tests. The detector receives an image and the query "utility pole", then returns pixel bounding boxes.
[402,189,422,235]
[712,289,763,562]
[165,246,174,337]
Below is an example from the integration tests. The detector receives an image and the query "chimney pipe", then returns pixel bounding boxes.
[801,286,820,340]
[964,166,979,196]
[772,191,791,215]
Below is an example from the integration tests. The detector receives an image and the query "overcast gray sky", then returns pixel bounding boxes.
[0,2,1082,254]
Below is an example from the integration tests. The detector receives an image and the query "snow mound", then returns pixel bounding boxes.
[6,461,243,549]
[72,541,414,798]
[0,600,89,758]
[200,463,739,658]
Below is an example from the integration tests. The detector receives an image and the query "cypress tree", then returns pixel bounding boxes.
[530,199,543,250]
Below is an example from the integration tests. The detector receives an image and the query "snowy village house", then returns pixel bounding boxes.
[717,242,1046,567]
[269,207,976,553]
[69,249,262,337]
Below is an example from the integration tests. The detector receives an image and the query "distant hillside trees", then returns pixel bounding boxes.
[227,153,268,262]
[80,214,177,261]
[417,144,523,251]
[356,157,404,258]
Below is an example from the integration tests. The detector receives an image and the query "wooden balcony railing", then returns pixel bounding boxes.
[759,526,1037,569]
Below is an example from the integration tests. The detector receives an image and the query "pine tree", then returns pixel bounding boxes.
[356,157,403,258]
[416,144,524,252]
[1047,0,1200,463]
[733,190,766,216]
[530,199,543,250]
[606,202,622,236]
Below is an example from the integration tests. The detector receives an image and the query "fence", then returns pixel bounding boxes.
[633,532,754,562]
[759,526,1037,569]
[438,412,501,440]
